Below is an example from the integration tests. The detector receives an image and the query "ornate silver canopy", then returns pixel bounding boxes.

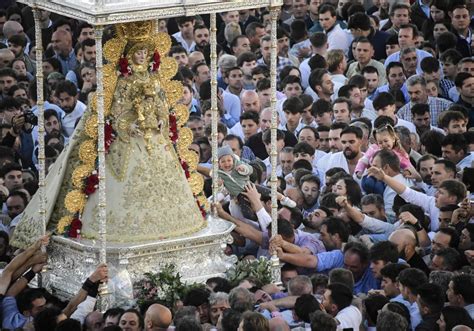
[18,0,283,24]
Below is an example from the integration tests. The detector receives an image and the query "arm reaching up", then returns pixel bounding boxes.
[63,263,108,317]
[336,196,364,224]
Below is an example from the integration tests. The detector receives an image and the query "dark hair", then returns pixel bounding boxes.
[435,247,460,271]
[169,45,188,56]
[175,316,202,331]
[308,54,327,71]
[397,268,428,294]
[343,241,369,264]
[236,51,257,67]
[283,96,304,114]
[321,217,349,242]
[316,125,330,134]
[251,65,270,78]
[380,263,409,282]
[295,294,321,323]
[438,180,467,205]
[206,277,231,294]
[308,68,328,92]
[0,162,22,178]
[436,31,459,53]
[293,141,315,156]
[319,3,336,16]
[8,33,27,48]
[440,49,463,65]
[293,159,313,172]
[54,80,78,97]
[183,288,210,307]
[441,306,474,330]
[338,177,362,206]
[262,129,284,145]
[451,274,474,304]
[337,84,356,99]
[420,56,439,74]
[340,125,363,139]
[55,318,81,331]
[104,307,125,322]
[347,12,371,30]
[369,241,399,263]
[327,283,353,311]
[239,111,259,125]
[0,68,16,80]
[256,78,270,92]
[373,92,395,110]
[416,283,444,314]
[0,96,21,111]
[221,309,242,331]
[439,110,467,129]
[34,307,63,331]
[16,288,45,313]
[364,294,389,326]
[441,133,468,154]
[420,130,445,157]
[455,72,473,88]
[309,31,327,48]
[386,61,404,76]
[312,99,332,117]
[299,173,321,190]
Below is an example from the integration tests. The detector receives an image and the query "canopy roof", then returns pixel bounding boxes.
[19,0,282,24]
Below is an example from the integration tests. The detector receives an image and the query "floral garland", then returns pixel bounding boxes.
[59,121,117,238]
[169,112,207,218]
[134,264,205,308]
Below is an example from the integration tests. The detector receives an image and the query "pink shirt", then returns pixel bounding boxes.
[355,144,411,175]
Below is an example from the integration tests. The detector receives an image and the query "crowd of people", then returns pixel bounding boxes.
[0,0,474,330]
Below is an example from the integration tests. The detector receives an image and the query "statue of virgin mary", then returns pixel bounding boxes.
[12,21,206,248]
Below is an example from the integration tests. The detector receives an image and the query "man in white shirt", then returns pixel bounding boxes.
[54,81,86,138]
[318,4,351,55]
[172,17,196,53]
[327,49,348,86]
[322,283,362,331]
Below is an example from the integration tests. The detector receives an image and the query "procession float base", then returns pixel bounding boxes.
[40,215,236,302]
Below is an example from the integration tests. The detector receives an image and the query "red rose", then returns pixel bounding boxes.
[152,51,161,72]
[68,218,82,238]
[119,57,130,77]
[169,114,178,143]
[104,123,116,153]
[84,173,99,195]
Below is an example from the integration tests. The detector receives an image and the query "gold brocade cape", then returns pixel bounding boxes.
[11,22,206,248]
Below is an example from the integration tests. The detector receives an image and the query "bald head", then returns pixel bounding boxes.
[452,326,473,331]
[145,304,172,330]
[188,51,205,68]
[389,228,417,252]
[0,49,15,68]
[51,29,72,56]
[3,21,23,40]
[241,90,261,113]
[269,317,291,331]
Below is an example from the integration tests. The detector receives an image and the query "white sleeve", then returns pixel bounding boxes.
[70,296,97,324]
[256,208,272,230]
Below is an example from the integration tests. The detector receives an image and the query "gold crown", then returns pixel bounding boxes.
[116,21,156,42]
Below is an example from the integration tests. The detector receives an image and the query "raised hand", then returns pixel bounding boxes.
[89,263,108,283]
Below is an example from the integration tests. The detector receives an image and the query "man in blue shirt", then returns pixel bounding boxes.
[51,29,77,75]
